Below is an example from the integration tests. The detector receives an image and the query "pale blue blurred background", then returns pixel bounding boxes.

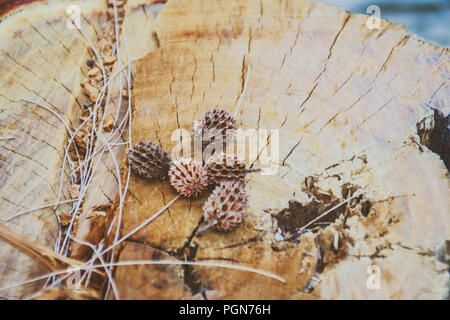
[320,0,450,47]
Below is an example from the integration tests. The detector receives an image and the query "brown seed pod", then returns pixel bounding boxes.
[205,153,260,185]
[128,142,171,179]
[168,158,209,198]
[193,108,237,147]
[202,181,248,232]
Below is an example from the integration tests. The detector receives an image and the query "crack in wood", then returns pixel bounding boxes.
[372,35,409,83]
[355,96,396,130]
[0,145,49,170]
[281,135,303,166]
[313,13,351,84]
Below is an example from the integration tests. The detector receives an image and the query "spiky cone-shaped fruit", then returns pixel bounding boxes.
[128,142,171,179]
[168,158,209,198]
[202,181,248,232]
[193,108,237,147]
[205,152,261,185]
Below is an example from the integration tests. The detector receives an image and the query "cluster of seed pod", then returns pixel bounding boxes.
[127,108,259,233]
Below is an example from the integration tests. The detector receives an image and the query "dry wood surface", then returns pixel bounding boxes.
[0,0,448,299]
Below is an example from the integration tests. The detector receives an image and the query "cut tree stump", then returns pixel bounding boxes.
[0,0,108,298]
[0,0,448,300]
[116,0,449,299]
[0,0,163,299]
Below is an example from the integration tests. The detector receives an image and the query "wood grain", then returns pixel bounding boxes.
[116,0,449,299]
[0,0,107,298]
[0,0,448,300]
[0,0,163,298]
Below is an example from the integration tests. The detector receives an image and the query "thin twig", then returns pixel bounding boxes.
[101,195,181,255]
[4,199,77,222]
[67,236,120,300]
[300,189,365,231]
[196,220,218,236]
[0,259,285,292]
[20,98,73,135]
[0,136,15,141]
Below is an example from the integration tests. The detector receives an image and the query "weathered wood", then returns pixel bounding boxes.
[0,0,107,298]
[116,0,449,299]
[0,0,448,300]
[0,0,162,298]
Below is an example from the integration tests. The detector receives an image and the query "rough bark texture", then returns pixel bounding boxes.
[0,0,448,300]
